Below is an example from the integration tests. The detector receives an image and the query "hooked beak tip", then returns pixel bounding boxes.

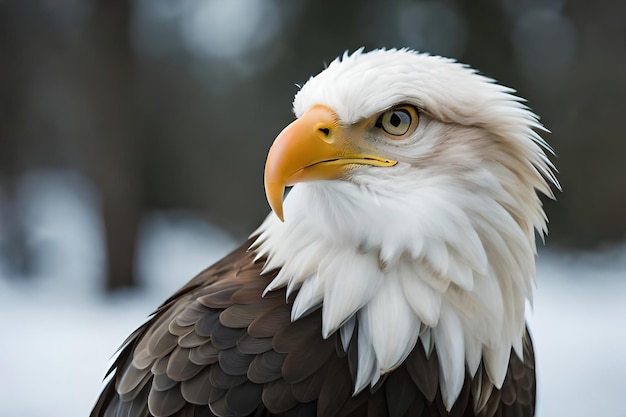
[264,180,286,222]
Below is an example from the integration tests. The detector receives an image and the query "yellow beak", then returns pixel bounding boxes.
[264,105,397,221]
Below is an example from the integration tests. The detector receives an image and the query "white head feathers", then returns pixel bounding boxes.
[253,48,559,410]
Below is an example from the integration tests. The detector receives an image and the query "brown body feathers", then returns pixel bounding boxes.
[91,240,535,417]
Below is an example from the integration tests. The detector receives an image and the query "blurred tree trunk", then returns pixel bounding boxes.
[459,0,521,88]
[555,0,626,246]
[0,3,33,277]
[80,0,143,290]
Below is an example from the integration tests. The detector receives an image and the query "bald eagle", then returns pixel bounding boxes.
[91,49,558,417]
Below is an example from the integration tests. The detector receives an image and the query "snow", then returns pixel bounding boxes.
[1,170,625,417]
[531,249,626,417]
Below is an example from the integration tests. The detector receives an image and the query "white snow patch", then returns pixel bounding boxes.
[531,246,626,417]
[0,169,238,416]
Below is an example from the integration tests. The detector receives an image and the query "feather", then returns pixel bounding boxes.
[178,331,210,349]
[272,312,320,352]
[398,262,442,327]
[218,347,255,376]
[420,328,434,358]
[246,350,285,384]
[445,252,474,291]
[101,394,120,417]
[236,335,273,355]
[190,405,219,417]
[146,322,178,359]
[210,324,245,350]
[471,367,497,415]
[118,372,152,403]
[116,386,150,417]
[274,313,334,384]
[176,302,212,328]
[283,401,317,417]
[219,303,267,329]
[319,249,382,338]
[290,273,324,321]
[198,286,239,309]
[422,239,450,277]
[385,366,417,417]
[180,367,213,405]
[339,315,356,353]
[405,343,439,403]
[247,305,291,339]
[194,309,221,338]
[262,378,299,414]
[316,356,352,417]
[152,372,178,392]
[223,381,263,416]
[448,378,471,417]
[188,342,220,366]
[364,277,420,372]
[207,395,232,417]
[208,386,227,404]
[433,303,465,410]
[147,385,185,417]
[231,279,281,304]
[169,320,192,337]
[208,364,248,390]
[167,347,203,381]
[353,309,378,393]
[483,345,512,390]
[132,345,155,371]
[280,333,334,384]
[464,333,483,377]
[290,371,325,403]
[151,354,169,376]
[117,363,150,397]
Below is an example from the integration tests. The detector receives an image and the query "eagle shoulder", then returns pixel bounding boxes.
[90,238,535,417]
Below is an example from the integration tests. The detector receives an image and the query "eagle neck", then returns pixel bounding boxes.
[252,177,537,410]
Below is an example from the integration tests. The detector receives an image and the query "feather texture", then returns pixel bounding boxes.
[92,48,555,417]
[91,239,537,417]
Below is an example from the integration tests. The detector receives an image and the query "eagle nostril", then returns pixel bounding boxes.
[318,127,331,137]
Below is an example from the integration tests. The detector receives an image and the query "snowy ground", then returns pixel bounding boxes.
[1,171,625,417]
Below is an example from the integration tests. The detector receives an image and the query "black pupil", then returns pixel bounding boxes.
[390,110,408,127]
[391,112,401,127]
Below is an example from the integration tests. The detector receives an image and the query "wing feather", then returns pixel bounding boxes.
[180,367,213,404]
[247,350,285,384]
[236,335,274,355]
[147,384,186,416]
[223,381,264,416]
[262,378,300,414]
[91,239,536,417]
[188,343,220,366]
[218,347,255,376]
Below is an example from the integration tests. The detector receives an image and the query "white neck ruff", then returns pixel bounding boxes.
[252,157,546,409]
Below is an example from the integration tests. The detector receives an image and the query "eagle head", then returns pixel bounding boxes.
[253,48,558,409]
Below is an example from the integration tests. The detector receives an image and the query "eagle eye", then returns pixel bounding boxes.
[375,105,419,139]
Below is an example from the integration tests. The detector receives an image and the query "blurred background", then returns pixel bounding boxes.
[0,0,625,416]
